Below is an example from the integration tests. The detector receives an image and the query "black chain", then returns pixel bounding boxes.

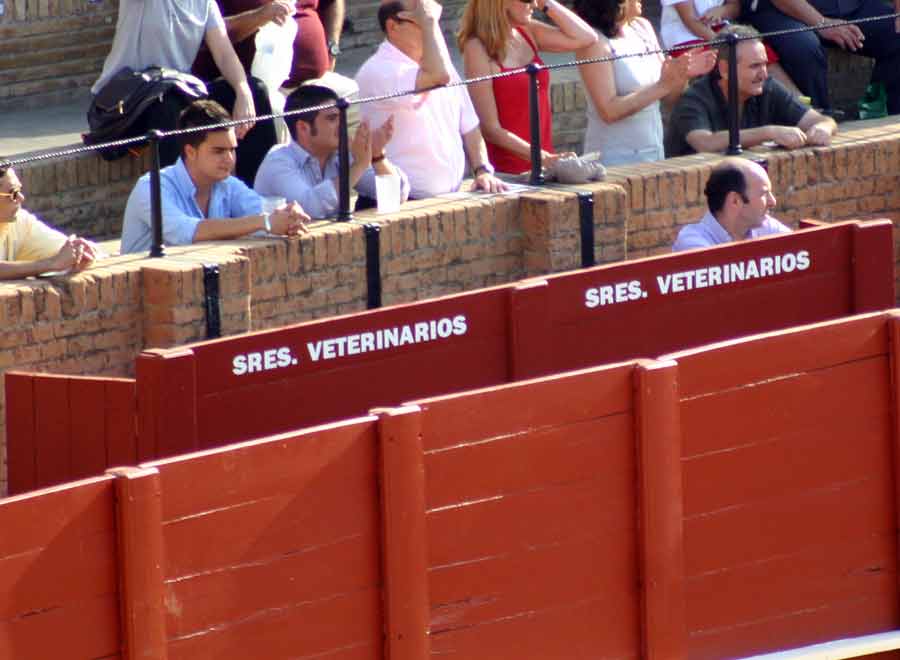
[2,11,897,171]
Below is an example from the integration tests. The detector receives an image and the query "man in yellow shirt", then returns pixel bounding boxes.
[0,165,97,280]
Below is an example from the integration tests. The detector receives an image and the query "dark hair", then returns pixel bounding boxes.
[0,163,8,179]
[715,24,761,63]
[705,163,749,214]
[284,85,340,135]
[176,99,233,154]
[378,1,406,32]
[574,0,624,38]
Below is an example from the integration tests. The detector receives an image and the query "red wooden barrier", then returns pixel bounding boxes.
[6,220,894,494]
[662,312,900,659]
[4,311,900,659]
[5,373,136,494]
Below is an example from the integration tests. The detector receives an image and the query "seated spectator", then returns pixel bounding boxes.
[575,0,716,165]
[91,0,277,186]
[741,0,900,114]
[355,0,506,199]
[457,0,596,174]
[192,0,345,88]
[255,85,410,218]
[665,24,836,157]
[0,165,98,280]
[673,156,790,251]
[121,101,309,254]
[658,0,799,93]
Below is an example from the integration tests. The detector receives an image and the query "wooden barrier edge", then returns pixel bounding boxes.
[107,466,168,660]
[373,405,431,660]
[634,359,687,660]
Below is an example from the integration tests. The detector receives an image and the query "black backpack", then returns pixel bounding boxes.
[83,66,208,161]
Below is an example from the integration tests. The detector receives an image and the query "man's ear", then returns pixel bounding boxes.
[183,143,197,164]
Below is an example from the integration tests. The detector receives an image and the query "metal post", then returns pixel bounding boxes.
[148,130,165,258]
[527,63,545,186]
[337,97,352,221]
[726,33,742,156]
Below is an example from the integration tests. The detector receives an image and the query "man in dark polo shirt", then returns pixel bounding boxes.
[742,0,900,114]
[665,24,836,158]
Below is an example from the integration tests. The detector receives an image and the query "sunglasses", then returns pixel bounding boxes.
[0,187,22,201]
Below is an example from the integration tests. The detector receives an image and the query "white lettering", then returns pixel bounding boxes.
[585,288,600,308]
[797,250,810,270]
[232,354,247,376]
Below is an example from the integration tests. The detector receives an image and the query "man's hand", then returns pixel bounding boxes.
[263,0,296,25]
[805,123,833,146]
[472,172,508,193]
[350,121,373,165]
[371,115,395,157]
[769,125,808,149]
[232,89,257,139]
[270,201,311,235]
[818,18,864,50]
[49,236,97,273]
[405,0,443,27]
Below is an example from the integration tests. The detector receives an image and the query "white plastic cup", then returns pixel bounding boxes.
[375,174,402,214]
[262,196,286,214]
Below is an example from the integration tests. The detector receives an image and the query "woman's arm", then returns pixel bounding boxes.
[578,37,686,123]
[528,0,598,52]
[463,38,557,167]
[205,18,256,137]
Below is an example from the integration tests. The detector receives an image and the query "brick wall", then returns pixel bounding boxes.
[2,119,900,494]
[0,0,116,112]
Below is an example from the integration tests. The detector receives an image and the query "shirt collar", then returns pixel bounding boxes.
[378,39,419,67]
[288,140,339,173]
[701,210,736,243]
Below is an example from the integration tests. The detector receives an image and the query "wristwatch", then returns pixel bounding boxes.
[474,162,495,176]
[328,40,341,58]
[262,212,272,233]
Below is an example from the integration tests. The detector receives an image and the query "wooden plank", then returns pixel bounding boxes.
[429,535,638,635]
[5,371,37,495]
[427,477,635,569]
[416,362,634,452]
[429,595,640,660]
[684,476,894,578]
[686,534,897,635]
[165,533,380,638]
[0,593,121,660]
[687,594,899,660]
[195,332,507,447]
[668,312,888,399]
[150,419,378,539]
[68,378,108,481]
[32,374,71,489]
[165,588,382,660]
[105,379,138,467]
[681,357,891,491]
[424,412,633,510]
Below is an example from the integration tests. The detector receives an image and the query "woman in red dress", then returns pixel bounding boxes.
[458,0,597,174]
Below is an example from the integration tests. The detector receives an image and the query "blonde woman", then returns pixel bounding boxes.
[458,0,597,174]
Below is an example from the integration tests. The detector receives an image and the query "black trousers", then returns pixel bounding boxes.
[127,76,277,186]
[745,0,900,114]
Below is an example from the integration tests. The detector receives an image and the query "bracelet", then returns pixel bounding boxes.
[372,153,386,164]
[262,212,272,233]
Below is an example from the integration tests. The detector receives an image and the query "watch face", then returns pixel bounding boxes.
[329,42,341,57]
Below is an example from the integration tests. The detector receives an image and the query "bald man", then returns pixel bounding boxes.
[673,157,790,251]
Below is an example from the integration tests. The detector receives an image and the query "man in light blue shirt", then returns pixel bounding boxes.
[122,100,309,254]
[673,157,790,252]
[254,84,410,218]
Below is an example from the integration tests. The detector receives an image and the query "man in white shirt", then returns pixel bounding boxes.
[0,165,97,280]
[354,0,506,199]
[673,157,790,251]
